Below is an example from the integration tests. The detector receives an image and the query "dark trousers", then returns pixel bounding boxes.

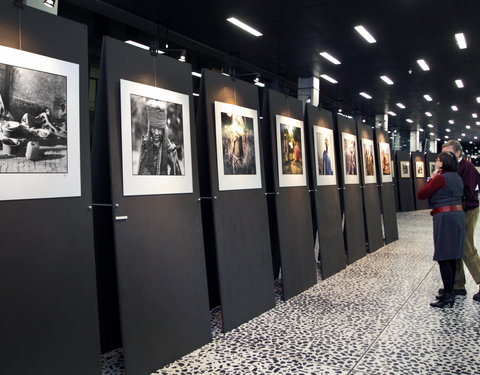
[438,259,457,293]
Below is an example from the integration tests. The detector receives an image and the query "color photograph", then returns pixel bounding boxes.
[362,138,376,184]
[400,161,410,178]
[0,45,80,201]
[342,132,359,184]
[220,111,256,175]
[276,114,306,187]
[214,101,261,191]
[121,79,193,195]
[415,161,425,178]
[378,141,392,183]
[313,125,336,186]
[429,161,437,177]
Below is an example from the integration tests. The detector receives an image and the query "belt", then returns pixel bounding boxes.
[430,205,463,216]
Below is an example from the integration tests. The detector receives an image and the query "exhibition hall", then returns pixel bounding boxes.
[1,1,479,374]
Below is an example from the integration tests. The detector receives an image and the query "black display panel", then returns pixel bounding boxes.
[91,37,211,374]
[395,151,416,211]
[335,116,367,263]
[0,4,100,375]
[304,104,346,278]
[197,69,275,332]
[263,90,317,299]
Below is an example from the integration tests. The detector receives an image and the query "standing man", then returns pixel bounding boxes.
[442,140,480,301]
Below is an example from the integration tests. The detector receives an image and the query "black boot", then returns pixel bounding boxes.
[430,292,455,308]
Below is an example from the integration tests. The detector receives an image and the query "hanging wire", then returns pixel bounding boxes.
[18,7,22,50]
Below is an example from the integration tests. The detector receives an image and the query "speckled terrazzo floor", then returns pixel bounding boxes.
[102,210,480,375]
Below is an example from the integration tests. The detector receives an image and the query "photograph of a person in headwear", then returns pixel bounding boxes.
[379,142,391,175]
[364,143,375,176]
[344,139,357,175]
[131,95,184,176]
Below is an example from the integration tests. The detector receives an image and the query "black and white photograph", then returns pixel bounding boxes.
[214,101,261,191]
[400,161,410,178]
[276,114,306,187]
[362,138,376,184]
[121,79,193,195]
[342,132,359,184]
[379,141,392,183]
[0,45,80,201]
[313,125,336,186]
[415,161,425,178]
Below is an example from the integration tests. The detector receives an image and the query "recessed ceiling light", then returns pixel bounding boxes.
[354,25,376,43]
[221,72,230,77]
[462,133,466,136]
[396,103,406,109]
[320,52,341,65]
[455,79,464,88]
[473,113,478,118]
[380,75,394,85]
[466,125,471,129]
[455,33,467,49]
[445,135,449,139]
[406,119,413,123]
[448,120,454,124]
[475,136,478,140]
[477,97,480,103]
[430,132,435,136]
[437,138,441,141]
[425,112,432,117]
[387,111,396,116]
[191,72,202,78]
[428,124,434,128]
[419,128,424,132]
[424,94,433,101]
[446,128,451,132]
[226,17,263,37]
[451,105,458,111]
[193,93,200,97]
[458,138,462,141]
[476,121,480,125]
[359,92,372,99]
[320,74,338,84]
[470,141,473,144]
[254,81,265,87]
[417,59,430,71]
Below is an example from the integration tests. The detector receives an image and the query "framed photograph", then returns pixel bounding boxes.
[428,161,437,177]
[342,132,359,184]
[400,161,411,178]
[0,45,80,201]
[313,125,336,186]
[378,141,392,183]
[276,114,306,187]
[361,138,376,184]
[415,161,425,178]
[120,79,193,196]
[214,101,261,191]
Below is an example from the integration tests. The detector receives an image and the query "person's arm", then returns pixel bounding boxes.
[461,162,479,202]
[417,174,446,200]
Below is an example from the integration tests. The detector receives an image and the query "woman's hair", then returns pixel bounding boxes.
[437,151,458,172]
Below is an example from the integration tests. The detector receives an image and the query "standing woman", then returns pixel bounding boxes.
[418,152,465,308]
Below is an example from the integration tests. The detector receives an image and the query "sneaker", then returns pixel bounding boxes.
[437,288,467,296]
